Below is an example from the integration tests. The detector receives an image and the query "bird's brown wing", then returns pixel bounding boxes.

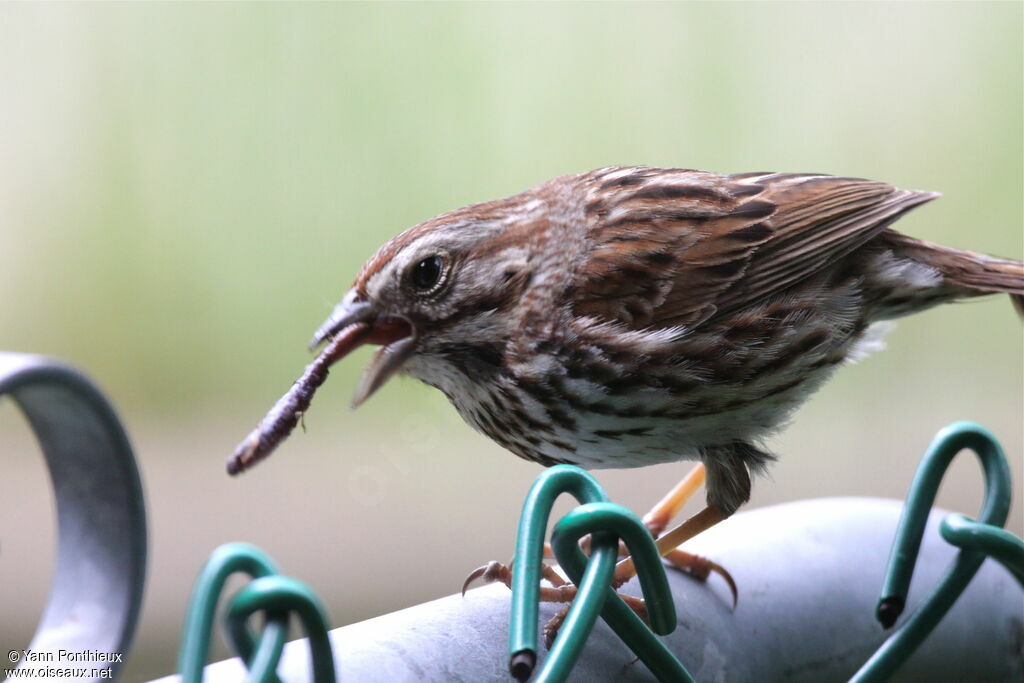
[570,169,938,330]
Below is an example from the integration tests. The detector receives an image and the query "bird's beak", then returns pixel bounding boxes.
[309,289,416,408]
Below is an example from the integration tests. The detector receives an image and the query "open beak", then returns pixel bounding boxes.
[310,289,416,408]
[309,289,372,350]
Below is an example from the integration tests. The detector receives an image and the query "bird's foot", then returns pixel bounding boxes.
[661,548,737,608]
[462,558,651,649]
[579,533,738,607]
[462,560,577,604]
[460,542,731,648]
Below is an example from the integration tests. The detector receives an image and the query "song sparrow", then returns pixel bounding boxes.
[230,167,1023,524]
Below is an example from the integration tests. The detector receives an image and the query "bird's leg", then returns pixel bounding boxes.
[613,505,731,584]
[641,463,707,537]
[614,446,756,593]
[633,462,737,598]
[571,462,715,563]
[565,463,711,559]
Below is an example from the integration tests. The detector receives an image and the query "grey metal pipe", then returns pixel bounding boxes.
[153,497,1023,682]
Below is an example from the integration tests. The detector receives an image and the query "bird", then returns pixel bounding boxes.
[229,166,1023,590]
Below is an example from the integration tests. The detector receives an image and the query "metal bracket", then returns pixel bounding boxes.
[1,353,147,682]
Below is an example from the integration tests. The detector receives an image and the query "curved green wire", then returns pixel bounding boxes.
[552,503,694,683]
[179,543,336,683]
[177,424,1017,683]
[509,465,610,678]
[851,421,1014,682]
[178,543,285,683]
[226,575,337,683]
[228,618,289,683]
[940,513,1024,586]
[509,465,691,683]
[533,528,619,683]
[552,503,676,634]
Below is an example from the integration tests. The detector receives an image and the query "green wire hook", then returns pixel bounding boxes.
[939,513,1024,586]
[178,543,285,683]
[225,575,337,683]
[551,502,694,683]
[509,465,610,679]
[851,421,1015,682]
[178,542,336,683]
[508,465,692,683]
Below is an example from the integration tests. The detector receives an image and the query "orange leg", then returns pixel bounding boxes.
[615,505,730,583]
[629,463,737,603]
[642,463,707,537]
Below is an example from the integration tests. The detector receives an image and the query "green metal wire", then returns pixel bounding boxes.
[552,503,676,634]
[551,503,693,682]
[940,513,1024,586]
[178,543,284,683]
[178,542,335,683]
[226,575,336,683]
[509,465,609,679]
[534,526,618,683]
[850,421,1016,683]
[172,422,1018,682]
[508,465,692,683]
[511,423,1020,683]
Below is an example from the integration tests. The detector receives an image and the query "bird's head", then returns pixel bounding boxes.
[310,190,549,406]
[228,176,581,476]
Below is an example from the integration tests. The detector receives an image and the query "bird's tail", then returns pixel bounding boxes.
[873,230,1024,318]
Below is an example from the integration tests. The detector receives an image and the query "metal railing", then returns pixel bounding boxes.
[0,353,144,683]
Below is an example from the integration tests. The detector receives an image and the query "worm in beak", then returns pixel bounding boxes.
[228,290,414,475]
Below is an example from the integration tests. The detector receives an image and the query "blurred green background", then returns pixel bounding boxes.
[1,3,1020,681]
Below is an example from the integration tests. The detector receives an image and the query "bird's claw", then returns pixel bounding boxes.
[462,560,512,596]
[710,561,739,609]
[543,605,570,650]
[461,558,654,650]
[661,549,739,608]
[461,538,736,650]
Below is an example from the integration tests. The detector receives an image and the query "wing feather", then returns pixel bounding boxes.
[570,168,938,330]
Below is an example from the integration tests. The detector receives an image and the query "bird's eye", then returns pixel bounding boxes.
[410,255,444,292]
